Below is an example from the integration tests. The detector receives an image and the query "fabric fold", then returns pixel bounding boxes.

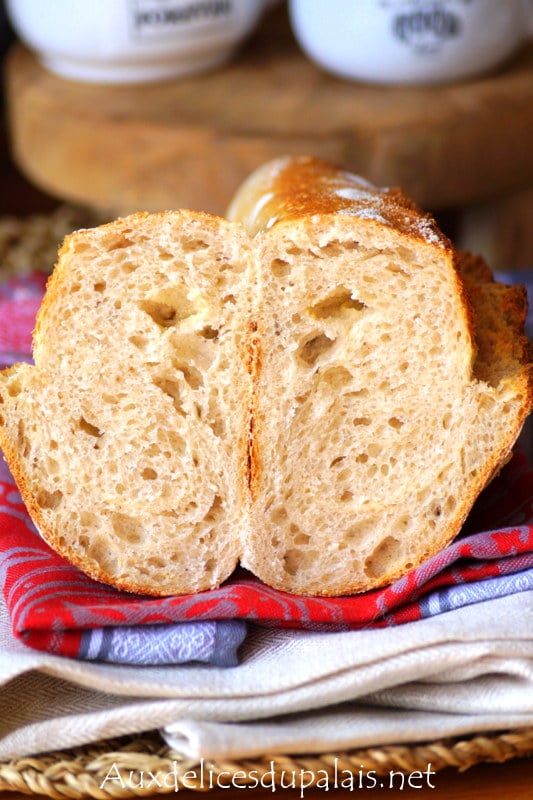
[1,590,532,760]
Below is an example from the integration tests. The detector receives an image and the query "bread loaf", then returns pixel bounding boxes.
[0,211,253,595]
[0,156,531,596]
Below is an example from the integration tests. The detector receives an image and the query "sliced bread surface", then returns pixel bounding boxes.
[230,156,532,594]
[0,156,531,597]
[0,211,253,595]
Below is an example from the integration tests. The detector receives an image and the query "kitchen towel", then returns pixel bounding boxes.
[1,587,532,760]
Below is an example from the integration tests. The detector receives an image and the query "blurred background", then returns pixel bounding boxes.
[0,0,532,276]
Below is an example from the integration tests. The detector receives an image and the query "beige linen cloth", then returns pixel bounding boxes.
[1,589,533,761]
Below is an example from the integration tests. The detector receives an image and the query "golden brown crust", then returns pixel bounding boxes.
[227,155,450,251]
[458,250,533,385]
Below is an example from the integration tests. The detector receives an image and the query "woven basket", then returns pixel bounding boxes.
[1,727,532,798]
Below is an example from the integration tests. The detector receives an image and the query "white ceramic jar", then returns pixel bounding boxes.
[289,0,533,86]
[5,0,268,83]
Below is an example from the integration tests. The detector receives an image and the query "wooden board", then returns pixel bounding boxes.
[5,4,533,217]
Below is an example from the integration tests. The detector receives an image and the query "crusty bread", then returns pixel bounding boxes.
[229,156,532,594]
[0,211,254,595]
[0,156,531,596]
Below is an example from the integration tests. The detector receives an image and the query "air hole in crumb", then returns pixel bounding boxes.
[141,300,177,326]
[445,495,456,512]
[364,536,402,579]
[287,245,303,257]
[129,334,148,351]
[388,417,404,430]
[140,287,201,328]
[177,364,203,389]
[386,263,409,277]
[294,532,310,545]
[93,281,106,292]
[397,515,410,531]
[282,548,304,576]
[141,467,157,480]
[336,468,351,483]
[297,332,336,366]
[111,513,143,543]
[270,506,288,524]
[356,453,369,463]
[87,538,117,570]
[36,489,63,510]
[108,235,134,250]
[321,366,353,388]
[200,326,219,340]
[44,456,59,475]
[340,490,354,502]
[154,377,185,415]
[353,417,371,426]
[208,417,224,437]
[182,239,209,252]
[309,287,366,320]
[330,456,346,468]
[205,494,224,523]
[17,420,29,457]
[7,377,23,397]
[146,556,166,568]
[271,258,291,278]
[78,417,103,438]
[205,557,217,573]
[317,240,345,257]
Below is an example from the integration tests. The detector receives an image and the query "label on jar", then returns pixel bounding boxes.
[128,0,235,40]
[379,0,468,55]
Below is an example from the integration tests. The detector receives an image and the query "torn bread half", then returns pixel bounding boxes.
[228,156,532,594]
[0,211,254,595]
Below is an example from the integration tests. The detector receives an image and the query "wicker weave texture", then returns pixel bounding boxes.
[1,728,532,798]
